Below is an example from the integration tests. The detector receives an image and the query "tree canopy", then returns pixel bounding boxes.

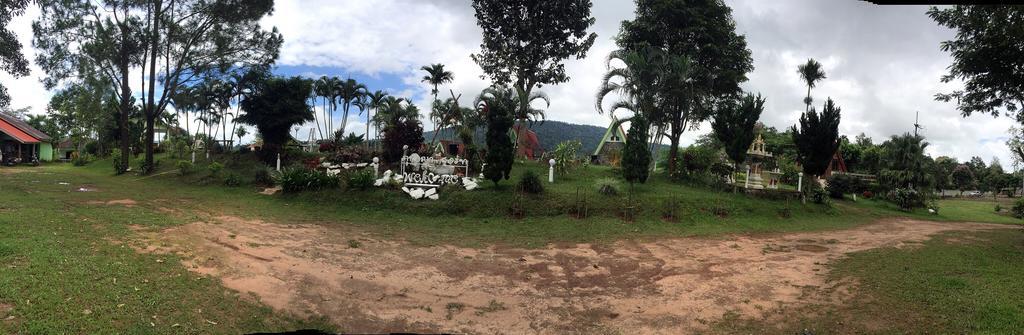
[0,0,30,108]
[791,98,841,177]
[238,74,313,161]
[471,0,597,121]
[713,93,765,167]
[928,6,1024,124]
[616,0,753,176]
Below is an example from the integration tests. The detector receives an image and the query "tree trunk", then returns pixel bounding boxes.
[805,85,811,112]
[116,16,132,175]
[668,135,680,177]
[143,0,162,174]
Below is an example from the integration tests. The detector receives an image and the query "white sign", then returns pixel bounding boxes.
[400,153,469,188]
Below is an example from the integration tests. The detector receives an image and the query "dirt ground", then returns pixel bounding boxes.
[127,214,1009,334]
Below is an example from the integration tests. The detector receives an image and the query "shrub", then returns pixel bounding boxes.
[862,190,874,199]
[827,174,865,199]
[253,166,275,186]
[72,153,93,166]
[889,188,922,211]
[277,168,339,193]
[346,170,375,191]
[1012,199,1024,219]
[223,173,243,187]
[803,181,831,205]
[176,160,194,176]
[594,178,620,196]
[622,116,651,184]
[208,162,224,176]
[994,204,1003,213]
[550,140,582,173]
[111,148,127,174]
[517,170,544,194]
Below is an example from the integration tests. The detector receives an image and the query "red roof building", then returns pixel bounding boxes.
[0,112,53,163]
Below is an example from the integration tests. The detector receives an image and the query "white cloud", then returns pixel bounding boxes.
[4,0,1019,169]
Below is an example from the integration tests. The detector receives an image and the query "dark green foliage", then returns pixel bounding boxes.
[277,168,339,194]
[928,6,1024,124]
[223,173,242,187]
[426,120,612,155]
[471,0,597,117]
[381,118,425,164]
[594,178,620,196]
[208,162,224,176]
[252,166,275,186]
[0,0,29,108]
[827,174,866,199]
[951,164,975,195]
[622,116,651,184]
[238,73,314,163]
[1012,199,1024,219]
[713,93,765,166]
[72,154,94,167]
[110,148,127,175]
[479,87,517,185]
[878,133,933,191]
[617,0,754,176]
[176,160,193,176]
[889,188,923,212]
[517,170,544,194]
[346,170,375,191]
[791,98,841,177]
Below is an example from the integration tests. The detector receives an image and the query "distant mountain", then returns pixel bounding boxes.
[424,120,609,155]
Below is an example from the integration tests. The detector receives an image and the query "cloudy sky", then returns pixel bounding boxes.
[1,0,1017,167]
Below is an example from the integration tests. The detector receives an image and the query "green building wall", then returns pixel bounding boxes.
[39,142,53,161]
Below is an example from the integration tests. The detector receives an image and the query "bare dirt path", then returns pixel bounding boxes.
[128,216,1010,334]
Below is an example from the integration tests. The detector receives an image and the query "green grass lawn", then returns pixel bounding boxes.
[43,154,938,248]
[1,157,1020,333]
[714,228,1024,333]
[0,166,333,334]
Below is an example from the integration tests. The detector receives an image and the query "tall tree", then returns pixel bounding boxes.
[617,0,753,176]
[475,86,517,186]
[34,0,144,173]
[879,133,933,191]
[366,90,389,149]
[34,0,282,173]
[0,0,30,109]
[595,47,671,150]
[471,0,597,148]
[621,115,651,184]
[928,6,1024,124]
[951,164,975,196]
[421,63,454,146]
[713,93,765,168]
[797,58,826,112]
[237,74,313,163]
[334,78,366,139]
[791,98,842,179]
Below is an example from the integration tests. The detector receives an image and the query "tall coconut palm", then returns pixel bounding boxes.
[797,58,826,112]
[421,63,454,146]
[334,78,367,139]
[366,90,390,149]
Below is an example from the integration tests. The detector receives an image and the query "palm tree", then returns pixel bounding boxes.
[595,47,665,135]
[366,90,389,149]
[797,58,827,112]
[334,78,367,139]
[421,63,454,146]
[420,63,454,98]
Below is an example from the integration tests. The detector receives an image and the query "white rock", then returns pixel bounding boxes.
[428,194,439,200]
[424,188,437,196]
[410,188,425,199]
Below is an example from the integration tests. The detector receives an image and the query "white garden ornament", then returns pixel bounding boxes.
[374,152,478,200]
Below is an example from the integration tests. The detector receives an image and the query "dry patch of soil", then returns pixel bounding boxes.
[129,217,1008,334]
[86,199,138,207]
